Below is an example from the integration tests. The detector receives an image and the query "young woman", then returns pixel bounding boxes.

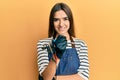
[37,3,89,80]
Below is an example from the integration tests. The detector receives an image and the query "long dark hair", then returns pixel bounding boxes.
[48,3,75,38]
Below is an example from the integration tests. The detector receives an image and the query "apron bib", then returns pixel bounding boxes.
[56,48,80,75]
[39,36,80,80]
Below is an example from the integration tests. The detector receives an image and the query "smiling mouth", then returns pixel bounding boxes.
[59,27,65,31]
[59,28,64,30]
[59,29,65,32]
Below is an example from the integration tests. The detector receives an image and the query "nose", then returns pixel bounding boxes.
[59,20,64,27]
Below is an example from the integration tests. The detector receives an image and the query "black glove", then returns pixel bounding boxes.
[51,35,67,59]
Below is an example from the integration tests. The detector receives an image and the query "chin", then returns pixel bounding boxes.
[58,32,65,35]
[57,31,68,35]
[58,33,66,36]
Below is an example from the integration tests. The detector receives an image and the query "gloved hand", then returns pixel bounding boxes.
[51,35,67,59]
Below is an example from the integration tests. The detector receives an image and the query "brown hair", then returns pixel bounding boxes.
[48,3,75,38]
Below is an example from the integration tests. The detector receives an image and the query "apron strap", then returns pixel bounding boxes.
[70,36,75,48]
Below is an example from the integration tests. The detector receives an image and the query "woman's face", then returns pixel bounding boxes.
[53,10,70,36]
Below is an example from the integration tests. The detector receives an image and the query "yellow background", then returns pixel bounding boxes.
[0,0,120,80]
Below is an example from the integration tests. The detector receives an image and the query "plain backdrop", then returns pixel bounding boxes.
[0,0,120,80]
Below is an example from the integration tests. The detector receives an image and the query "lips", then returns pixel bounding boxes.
[58,27,65,31]
[59,28,64,31]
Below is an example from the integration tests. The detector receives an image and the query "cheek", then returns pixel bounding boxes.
[53,22,59,31]
[65,20,70,25]
[66,21,70,28]
[54,21,59,26]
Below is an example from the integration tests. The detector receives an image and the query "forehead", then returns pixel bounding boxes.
[54,10,68,18]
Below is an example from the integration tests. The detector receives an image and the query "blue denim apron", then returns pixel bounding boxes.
[56,48,80,75]
[39,37,80,80]
[39,48,80,80]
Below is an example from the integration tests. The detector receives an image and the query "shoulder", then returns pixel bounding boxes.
[72,37,88,47]
[37,37,53,45]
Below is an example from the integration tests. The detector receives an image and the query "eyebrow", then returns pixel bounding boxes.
[53,17,69,19]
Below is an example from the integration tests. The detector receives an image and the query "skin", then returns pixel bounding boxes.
[53,10,70,40]
[42,10,84,80]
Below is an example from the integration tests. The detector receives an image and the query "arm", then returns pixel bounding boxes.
[37,40,58,80]
[77,40,89,80]
[56,74,84,80]
[37,35,67,80]
[42,58,59,80]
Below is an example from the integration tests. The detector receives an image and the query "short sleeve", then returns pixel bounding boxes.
[37,40,49,76]
[76,39,89,80]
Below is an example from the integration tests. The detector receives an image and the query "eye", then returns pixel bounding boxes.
[64,17,69,21]
[53,18,59,22]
